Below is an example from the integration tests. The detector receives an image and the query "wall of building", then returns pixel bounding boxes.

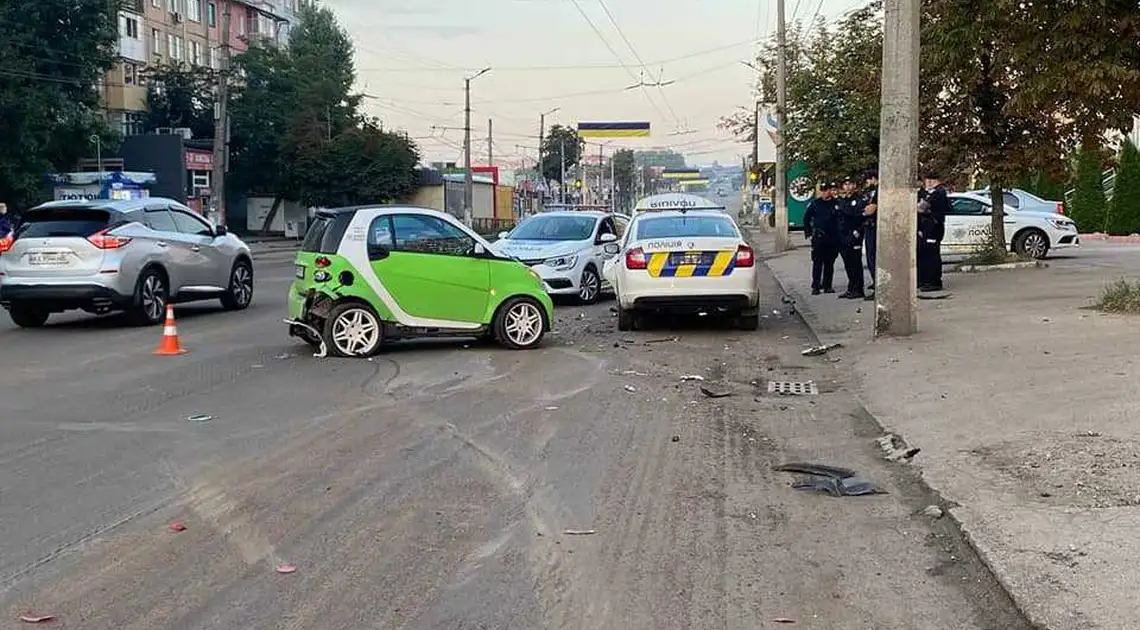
[406,185,445,211]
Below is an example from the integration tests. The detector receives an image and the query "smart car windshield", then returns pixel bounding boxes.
[508,215,595,241]
[635,215,738,239]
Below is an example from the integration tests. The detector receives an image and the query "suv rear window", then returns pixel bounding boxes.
[16,208,114,239]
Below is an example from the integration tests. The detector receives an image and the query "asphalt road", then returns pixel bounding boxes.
[0,245,1031,629]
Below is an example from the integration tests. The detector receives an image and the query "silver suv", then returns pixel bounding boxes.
[0,198,253,327]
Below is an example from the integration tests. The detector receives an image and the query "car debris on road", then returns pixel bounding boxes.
[773,462,887,497]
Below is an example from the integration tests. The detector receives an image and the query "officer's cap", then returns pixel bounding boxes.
[922,170,940,180]
[863,169,878,179]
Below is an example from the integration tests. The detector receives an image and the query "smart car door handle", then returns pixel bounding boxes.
[191,245,201,252]
[157,241,168,247]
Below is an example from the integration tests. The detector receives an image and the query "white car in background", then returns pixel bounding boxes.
[944,192,1079,259]
[603,209,759,330]
[491,211,629,304]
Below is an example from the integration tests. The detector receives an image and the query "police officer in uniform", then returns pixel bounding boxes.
[803,182,840,295]
[836,177,866,299]
[862,171,879,297]
[917,171,950,291]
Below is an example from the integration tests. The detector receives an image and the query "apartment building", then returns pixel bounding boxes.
[103,0,300,138]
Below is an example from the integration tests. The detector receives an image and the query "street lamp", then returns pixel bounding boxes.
[463,67,491,226]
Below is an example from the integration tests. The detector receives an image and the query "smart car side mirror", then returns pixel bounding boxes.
[497,231,509,240]
[598,232,618,243]
[367,245,389,261]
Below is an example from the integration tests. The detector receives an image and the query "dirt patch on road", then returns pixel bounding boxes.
[972,432,1140,508]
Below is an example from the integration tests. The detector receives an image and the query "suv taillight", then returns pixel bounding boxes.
[87,228,132,249]
[625,247,647,269]
[735,244,755,267]
[0,234,12,254]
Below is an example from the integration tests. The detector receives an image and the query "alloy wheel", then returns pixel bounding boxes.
[232,265,253,306]
[579,269,600,302]
[1023,232,1047,258]
[142,274,165,322]
[504,301,543,347]
[331,307,380,355]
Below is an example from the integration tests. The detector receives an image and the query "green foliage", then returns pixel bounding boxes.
[1013,170,1067,202]
[1070,141,1108,233]
[1107,139,1140,235]
[228,3,418,226]
[611,149,636,211]
[539,125,582,183]
[0,0,120,210]
[634,150,686,169]
[144,62,217,140]
[1096,278,1140,314]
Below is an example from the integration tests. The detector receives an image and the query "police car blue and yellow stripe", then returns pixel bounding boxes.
[647,250,737,278]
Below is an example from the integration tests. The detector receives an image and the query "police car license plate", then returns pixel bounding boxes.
[677,253,703,265]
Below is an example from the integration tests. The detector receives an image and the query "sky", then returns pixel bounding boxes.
[327,0,868,168]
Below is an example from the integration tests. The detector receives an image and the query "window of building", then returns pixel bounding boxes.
[207,1,216,27]
[123,62,138,85]
[116,111,147,137]
[191,172,210,190]
[207,45,217,69]
[152,28,162,57]
[121,16,139,39]
[191,40,202,65]
[188,0,202,21]
[237,12,246,35]
[169,35,183,60]
[151,0,161,7]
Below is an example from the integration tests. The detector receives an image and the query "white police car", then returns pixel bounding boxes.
[491,211,629,304]
[602,207,759,331]
[944,192,1079,259]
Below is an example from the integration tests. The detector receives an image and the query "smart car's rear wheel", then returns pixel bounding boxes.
[324,302,383,357]
[8,305,49,328]
[578,266,601,304]
[220,259,253,310]
[493,297,545,350]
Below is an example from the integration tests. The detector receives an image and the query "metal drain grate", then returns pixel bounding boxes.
[767,381,818,395]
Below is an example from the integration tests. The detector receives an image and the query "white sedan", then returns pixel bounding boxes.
[944,192,1079,259]
[491,211,629,304]
[603,209,760,331]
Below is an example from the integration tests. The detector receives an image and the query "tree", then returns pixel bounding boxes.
[610,149,636,211]
[144,62,217,140]
[539,125,582,183]
[0,0,120,210]
[1069,141,1109,234]
[1107,139,1140,236]
[290,119,420,208]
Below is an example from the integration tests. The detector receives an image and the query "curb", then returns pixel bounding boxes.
[762,257,1045,630]
[952,260,1045,273]
[1080,233,1140,243]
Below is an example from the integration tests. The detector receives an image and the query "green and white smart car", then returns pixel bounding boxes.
[286,206,554,357]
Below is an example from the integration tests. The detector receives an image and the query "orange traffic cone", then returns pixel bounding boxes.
[153,304,187,355]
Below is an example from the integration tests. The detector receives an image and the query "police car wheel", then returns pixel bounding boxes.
[737,312,759,331]
[617,308,637,331]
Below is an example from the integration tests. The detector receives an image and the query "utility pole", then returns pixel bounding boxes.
[610,153,616,211]
[875,0,920,336]
[559,140,566,204]
[597,144,603,206]
[462,68,489,226]
[211,0,232,226]
[773,0,790,251]
[487,118,493,165]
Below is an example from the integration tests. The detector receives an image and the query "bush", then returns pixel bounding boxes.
[1070,141,1109,233]
[1095,278,1140,314]
[1107,139,1140,235]
[960,226,1025,266]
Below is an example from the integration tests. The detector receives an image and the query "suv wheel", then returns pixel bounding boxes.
[129,269,168,326]
[8,305,49,328]
[220,259,253,310]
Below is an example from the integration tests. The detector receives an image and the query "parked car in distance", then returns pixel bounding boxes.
[0,198,253,328]
[490,210,629,304]
[969,187,1066,215]
[944,192,1079,259]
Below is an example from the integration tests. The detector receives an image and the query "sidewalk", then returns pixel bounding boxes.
[756,233,1140,630]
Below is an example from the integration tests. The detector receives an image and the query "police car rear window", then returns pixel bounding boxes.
[635,216,738,240]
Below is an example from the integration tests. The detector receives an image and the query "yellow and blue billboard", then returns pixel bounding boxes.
[576,121,650,138]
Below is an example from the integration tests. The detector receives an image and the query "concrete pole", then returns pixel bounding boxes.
[610,152,616,211]
[487,118,493,165]
[538,114,545,179]
[597,143,603,205]
[874,0,920,336]
[773,0,790,251]
[559,140,566,204]
[211,0,231,225]
[463,77,473,226]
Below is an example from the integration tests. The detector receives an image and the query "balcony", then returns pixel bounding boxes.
[104,84,147,112]
[118,35,146,62]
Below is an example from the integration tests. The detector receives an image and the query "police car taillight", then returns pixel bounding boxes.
[735,244,755,267]
[625,247,648,269]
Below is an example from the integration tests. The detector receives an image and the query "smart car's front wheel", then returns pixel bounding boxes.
[493,297,546,350]
[323,302,383,357]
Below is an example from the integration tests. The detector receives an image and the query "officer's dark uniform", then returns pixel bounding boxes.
[803,184,840,294]
[836,178,866,298]
[917,175,949,291]
[863,174,878,290]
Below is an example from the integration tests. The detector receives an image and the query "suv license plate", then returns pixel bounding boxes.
[28,252,68,266]
[295,265,305,279]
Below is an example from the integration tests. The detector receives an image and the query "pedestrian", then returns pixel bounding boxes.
[917,171,950,292]
[803,181,840,295]
[836,177,866,299]
[862,170,879,298]
[0,203,12,237]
